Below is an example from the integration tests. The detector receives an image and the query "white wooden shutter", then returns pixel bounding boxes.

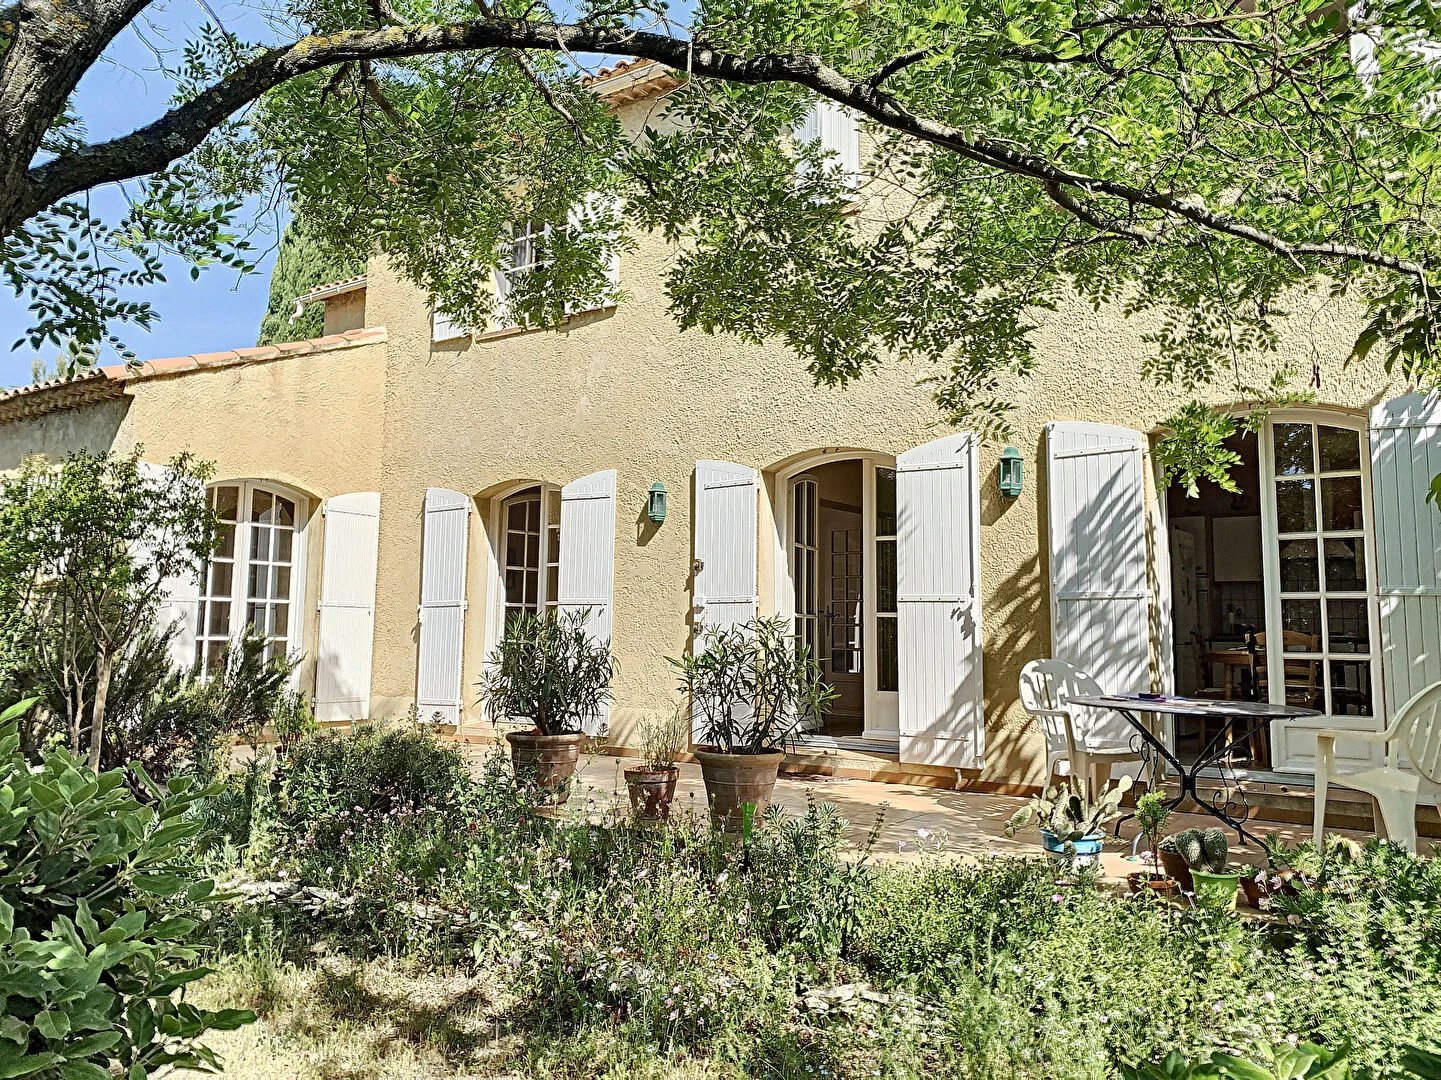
[432,309,467,343]
[313,492,381,722]
[693,461,758,632]
[558,469,617,736]
[1370,393,1441,717]
[1046,422,1151,743]
[896,434,985,769]
[794,99,860,190]
[567,195,621,310]
[138,461,203,673]
[416,487,470,724]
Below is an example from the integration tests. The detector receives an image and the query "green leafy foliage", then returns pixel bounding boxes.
[0,699,254,1076]
[669,616,835,754]
[1004,774,1133,842]
[1121,1042,1353,1080]
[476,608,614,736]
[256,214,365,345]
[0,449,217,769]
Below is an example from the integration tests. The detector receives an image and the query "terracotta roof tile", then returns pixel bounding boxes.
[583,58,683,103]
[0,326,386,425]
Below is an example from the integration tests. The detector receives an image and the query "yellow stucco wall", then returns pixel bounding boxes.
[0,88,1411,791]
[0,342,389,690]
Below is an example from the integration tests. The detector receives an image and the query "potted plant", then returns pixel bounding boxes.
[478,608,614,806]
[669,617,834,831]
[1004,774,1134,866]
[1239,833,1306,908]
[1157,834,1194,892]
[1128,791,1179,896]
[624,708,687,820]
[1171,826,1241,910]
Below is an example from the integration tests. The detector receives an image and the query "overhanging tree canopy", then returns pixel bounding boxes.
[2,0,1440,486]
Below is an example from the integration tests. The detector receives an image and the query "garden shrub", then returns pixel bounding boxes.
[0,700,253,1077]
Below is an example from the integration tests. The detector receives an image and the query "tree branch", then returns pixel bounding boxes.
[14,17,1434,292]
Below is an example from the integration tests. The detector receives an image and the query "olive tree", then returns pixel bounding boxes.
[0,450,216,768]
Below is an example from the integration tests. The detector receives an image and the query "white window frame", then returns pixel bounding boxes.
[194,479,309,677]
[1259,409,1382,767]
[486,482,562,646]
[491,200,620,333]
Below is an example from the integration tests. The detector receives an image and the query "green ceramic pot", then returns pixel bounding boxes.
[1189,869,1241,911]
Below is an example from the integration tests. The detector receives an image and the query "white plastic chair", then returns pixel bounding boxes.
[1313,680,1441,854]
[1018,658,1148,791]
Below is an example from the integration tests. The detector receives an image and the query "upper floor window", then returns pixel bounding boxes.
[793,99,860,192]
[195,481,304,671]
[500,485,561,625]
[493,198,621,331]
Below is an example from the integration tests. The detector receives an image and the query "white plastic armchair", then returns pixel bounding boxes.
[1018,659,1147,791]
[1313,680,1441,854]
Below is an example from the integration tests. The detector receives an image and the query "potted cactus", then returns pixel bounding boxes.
[1128,791,1179,897]
[1004,775,1134,866]
[1170,826,1241,910]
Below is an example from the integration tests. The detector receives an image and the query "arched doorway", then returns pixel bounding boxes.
[773,451,900,744]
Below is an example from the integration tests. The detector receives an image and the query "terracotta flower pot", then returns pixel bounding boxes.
[624,765,679,820]
[1159,848,1194,893]
[695,748,785,832]
[506,730,586,805]
[1128,872,1180,898]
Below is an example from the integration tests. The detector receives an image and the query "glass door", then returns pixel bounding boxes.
[1262,415,1381,771]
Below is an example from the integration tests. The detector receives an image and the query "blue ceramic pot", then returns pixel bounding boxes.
[1040,829,1105,865]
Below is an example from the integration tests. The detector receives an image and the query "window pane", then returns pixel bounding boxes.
[1320,476,1363,532]
[248,564,269,599]
[252,488,273,522]
[275,497,296,527]
[271,604,289,638]
[527,499,541,530]
[207,601,231,635]
[505,531,526,567]
[546,566,559,606]
[507,501,528,531]
[209,561,233,597]
[1327,599,1369,653]
[876,468,897,536]
[273,566,291,600]
[1280,599,1320,648]
[1273,423,1314,476]
[877,617,898,692]
[525,569,540,604]
[877,538,897,614]
[246,602,267,634]
[1317,426,1361,472]
[215,524,236,559]
[1279,540,1319,591]
[1275,479,1316,532]
[213,485,240,521]
[1330,660,1373,716]
[1324,538,1366,591]
[251,525,271,560]
[277,528,293,562]
[546,526,560,565]
[204,641,226,671]
[505,568,524,604]
[525,533,540,566]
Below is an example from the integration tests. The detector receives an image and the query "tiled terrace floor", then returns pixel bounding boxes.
[528,752,1372,883]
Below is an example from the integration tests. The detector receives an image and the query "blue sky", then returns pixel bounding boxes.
[0,0,289,388]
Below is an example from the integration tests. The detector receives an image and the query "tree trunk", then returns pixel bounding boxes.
[87,648,114,770]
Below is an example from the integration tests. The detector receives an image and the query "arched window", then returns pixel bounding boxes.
[195,481,306,671]
[499,484,561,625]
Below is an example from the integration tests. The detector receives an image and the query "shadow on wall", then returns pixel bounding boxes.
[0,397,130,472]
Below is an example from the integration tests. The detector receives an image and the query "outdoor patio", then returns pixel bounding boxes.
[487,750,1372,882]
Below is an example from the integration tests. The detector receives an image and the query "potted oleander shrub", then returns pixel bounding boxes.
[1171,826,1242,910]
[1128,790,1179,896]
[479,607,614,806]
[1004,775,1134,866]
[669,617,834,831]
[624,708,687,820]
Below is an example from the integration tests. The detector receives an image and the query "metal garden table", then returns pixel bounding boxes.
[1068,693,1321,848]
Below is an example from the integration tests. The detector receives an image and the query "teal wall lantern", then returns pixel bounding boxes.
[647,481,668,524]
[998,446,1024,498]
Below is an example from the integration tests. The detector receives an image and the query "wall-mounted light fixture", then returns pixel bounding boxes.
[998,446,1024,498]
[647,481,668,524]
